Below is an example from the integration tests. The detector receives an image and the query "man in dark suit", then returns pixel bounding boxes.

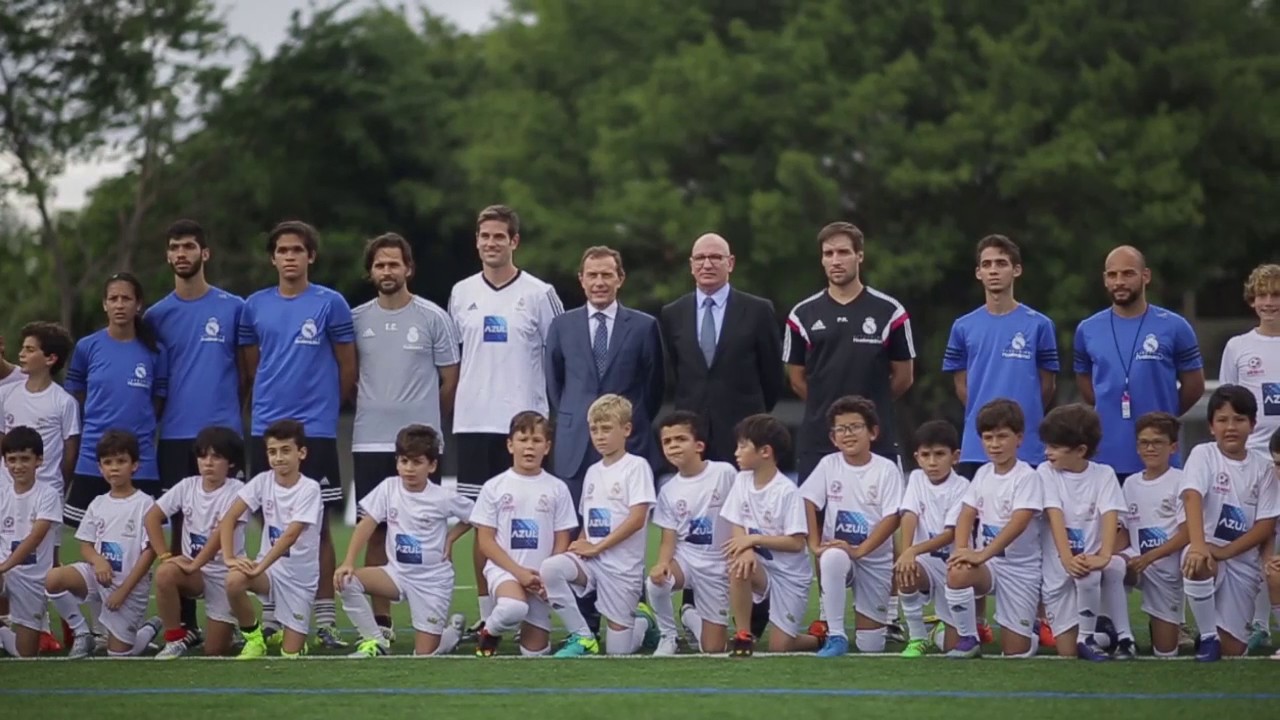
[546,245,664,500]
[660,233,783,463]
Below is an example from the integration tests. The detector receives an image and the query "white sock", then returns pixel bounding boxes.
[431,625,461,655]
[540,555,591,637]
[645,576,679,639]
[86,591,104,635]
[818,549,852,638]
[0,626,18,655]
[630,616,650,653]
[41,612,50,634]
[945,586,977,639]
[605,624,640,655]
[1101,556,1132,640]
[1271,604,1280,630]
[900,591,927,640]
[478,595,495,624]
[486,597,528,635]
[1254,587,1271,629]
[314,599,337,627]
[339,577,382,642]
[1184,577,1218,640]
[680,605,704,647]
[1076,569,1102,637]
[889,594,900,623]
[130,622,159,655]
[49,591,88,635]
[817,589,827,623]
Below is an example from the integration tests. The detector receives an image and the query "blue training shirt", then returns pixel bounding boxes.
[64,330,168,479]
[943,304,1060,464]
[238,284,354,438]
[144,287,245,439]
[1073,304,1202,474]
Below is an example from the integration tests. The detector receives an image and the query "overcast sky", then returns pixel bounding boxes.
[44,0,504,214]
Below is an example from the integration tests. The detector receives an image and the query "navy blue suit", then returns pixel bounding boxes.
[545,304,665,497]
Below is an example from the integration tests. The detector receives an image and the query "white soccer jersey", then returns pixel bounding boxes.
[799,452,905,563]
[1218,329,1280,451]
[237,472,323,586]
[580,453,656,578]
[73,490,155,588]
[960,461,1043,564]
[0,369,23,391]
[156,476,248,581]
[360,477,475,580]
[721,471,812,588]
[1039,461,1126,585]
[653,461,737,554]
[448,271,564,434]
[0,480,61,579]
[0,381,80,492]
[899,469,968,559]
[469,469,577,570]
[1122,467,1184,566]
[1178,443,1280,547]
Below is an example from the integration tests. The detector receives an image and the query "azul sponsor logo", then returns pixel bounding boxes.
[980,524,1005,557]
[188,532,208,555]
[267,525,290,557]
[510,518,538,549]
[100,541,124,572]
[834,510,869,545]
[1214,504,1248,542]
[483,315,508,343]
[687,516,713,545]
[587,508,611,539]
[747,528,773,560]
[1065,527,1085,555]
[927,531,950,560]
[395,533,423,565]
[1262,382,1280,417]
[1138,527,1167,554]
[10,539,36,566]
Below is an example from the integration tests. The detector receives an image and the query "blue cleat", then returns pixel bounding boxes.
[1196,635,1221,662]
[946,635,982,659]
[816,634,849,658]
[1077,638,1110,662]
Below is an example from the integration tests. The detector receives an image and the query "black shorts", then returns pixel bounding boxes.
[455,432,509,499]
[954,462,983,480]
[63,474,160,527]
[157,439,198,492]
[353,451,442,516]
[249,435,343,509]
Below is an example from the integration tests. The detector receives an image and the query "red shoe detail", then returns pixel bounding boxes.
[977,622,995,645]
[39,631,63,654]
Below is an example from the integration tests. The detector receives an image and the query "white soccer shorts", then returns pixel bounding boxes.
[564,554,643,629]
[382,565,453,635]
[1179,547,1260,643]
[256,566,316,636]
[914,553,955,627]
[198,572,235,626]
[0,570,47,632]
[751,564,809,638]
[831,556,895,626]
[986,557,1040,639]
[674,546,730,627]
[483,564,552,631]
[1041,576,1079,637]
[72,561,149,645]
[1120,548,1183,625]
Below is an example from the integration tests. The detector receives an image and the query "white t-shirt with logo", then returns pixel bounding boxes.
[653,461,737,555]
[959,461,1044,565]
[0,480,62,580]
[720,471,812,589]
[360,477,475,580]
[155,476,247,581]
[1177,443,1280,548]
[0,381,81,492]
[1218,329,1280,451]
[237,472,323,589]
[448,271,564,434]
[799,452,905,564]
[469,469,577,571]
[1121,467,1184,575]
[898,469,969,560]
[73,489,155,589]
[1039,461,1127,586]
[579,453,656,578]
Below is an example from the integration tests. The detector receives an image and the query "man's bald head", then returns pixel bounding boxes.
[1103,245,1151,310]
[1105,245,1146,270]
[690,233,735,293]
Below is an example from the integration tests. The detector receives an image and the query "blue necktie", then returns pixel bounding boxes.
[593,311,608,377]
[700,297,717,366]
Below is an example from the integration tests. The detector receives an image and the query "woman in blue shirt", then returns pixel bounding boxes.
[63,272,168,527]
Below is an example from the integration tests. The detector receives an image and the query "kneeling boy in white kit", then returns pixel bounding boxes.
[472,411,578,657]
[1038,404,1131,660]
[145,426,248,658]
[646,410,737,654]
[802,396,905,658]
[46,430,159,658]
[338,424,474,657]
[220,419,323,659]
[544,394,657,657]
[0,427,62,656]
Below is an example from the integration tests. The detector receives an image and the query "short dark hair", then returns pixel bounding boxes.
[734,413,791,459]
[509,410,551,440]
[579,245,625,276]
[975,234,1021,266]
[97,429,140,462]
[1207,384,1257,424]
[267,220,319,256]
[1135,412,1181,443]
[1038,403,1102,458]
[816,221,864,253]
[914,420,959,452]
[396,424,441,462]
[658,411,706,445]
[193,426,244,477]
[263,419,307,448]
[20,321,74,375]
[363,232,415,273]
[826,395,879,430]
[1,425,44,457]
[1270,426,1280,455]
[477,205,520,236]
[976,398,1024,435]
[166,219,206,248]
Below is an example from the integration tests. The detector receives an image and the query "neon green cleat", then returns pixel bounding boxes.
[237,635,267,660]
[901,638,930,658]
[349,638,389,658]
[553,632,600,658]
[635,603,661,651]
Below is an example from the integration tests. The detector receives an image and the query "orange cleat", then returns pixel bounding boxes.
[807,620,829,642]
[977,622,995,645]
[39,631,63,654]
[1038,621,1055,649]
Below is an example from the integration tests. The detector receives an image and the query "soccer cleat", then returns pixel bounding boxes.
[1112,638,1137,660]
[237,631,268,660]
[315,624,348,649]
[155,641,189,660]
[1246,621,1270,653]
[634,603,661,651]
[653,636,679,657]
[92,632,108,654]
[465,617,486,642]
[885,621,906,644]
[1270,647,1280,661]
[1195,636,1221,662]
[945,635,981,659]
[1178,624,1196,651]
[350,637,389,658]
[38,631,63,654]
[380,625,397,644]
[979,621,997,646]
[1076,638,1109,662]
[183,627,204,649]
[900,638,930,658]
[816,634,849,658]
[475,629,501,657]
[729,630,754,657]
[678,604,699,647]
[553,632,600,658]
[807,619,829,643]
[67,633,95,660]
[448,613,466,635]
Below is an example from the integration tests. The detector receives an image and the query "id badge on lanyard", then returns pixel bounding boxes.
[1121,388,1131,419]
